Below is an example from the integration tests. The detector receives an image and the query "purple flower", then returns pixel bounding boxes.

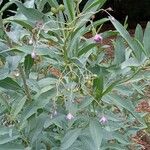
[66,113,74,120]
[93,34,103,43]
[31,51,36,59]
[99,116,107,124]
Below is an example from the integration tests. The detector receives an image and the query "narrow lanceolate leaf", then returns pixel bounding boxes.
[109,17,145,60]
[63,0,75,21]
[0,134,20,145]
[93,76,104,99]
[143,22,150,57]
[24,54,34,77]
[102,94,146,126]
[15,1,44,21]
[11,96,27,118]
[89,120,103,150]
[78,96,94,110]
[135,24,143,43]
[113,37,126,64]
[47,0,59,7]
[0,77,22,91]
[6,56,22,72]
[78,43,96,56]
[7,19,33,31]
[83,0,106,12]
[0,143,24,150]
[60,129,81,150]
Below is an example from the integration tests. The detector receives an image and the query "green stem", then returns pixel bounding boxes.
[18,65,32,101]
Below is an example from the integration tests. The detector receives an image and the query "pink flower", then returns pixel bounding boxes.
[93,34,103,43]
[66,113,74,120]
[99,116,107,124]
[31,51,36,59]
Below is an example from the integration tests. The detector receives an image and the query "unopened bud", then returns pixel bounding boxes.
[93,34,103,43]
[66,113,74,120]
[31,51,36,59]
[29,38,33,45]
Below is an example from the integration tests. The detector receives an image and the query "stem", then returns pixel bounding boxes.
[18,65,32,101]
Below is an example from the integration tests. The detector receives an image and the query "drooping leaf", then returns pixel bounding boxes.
[11,96,27,118]
[60,129,81,150]
[6,56,22,73]
[135,24,143,43]
[78,43,97,56]
[0,77,22,91]
[93,76,103,99]
[15,1,44,21]
[0,134,20,145]
[83,0,106,13]
[113,37,126,64]
[47,0,59,7]
[63,0,75,21]
[109,17,145,60]
[24,54,34,77]
[89,120,103,150]
[78,96,94,110]
[0,143,24,150]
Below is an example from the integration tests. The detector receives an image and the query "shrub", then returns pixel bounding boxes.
[0,0,149,149]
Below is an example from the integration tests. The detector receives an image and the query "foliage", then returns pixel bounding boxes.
[0,0,149,149]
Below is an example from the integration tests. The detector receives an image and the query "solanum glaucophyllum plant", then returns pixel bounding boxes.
[0,0,150,149]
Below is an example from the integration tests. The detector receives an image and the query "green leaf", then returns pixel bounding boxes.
[79,135,95,150]
[109,17,144,60]
[15,2,44,21]
[6,19,33,31]
[135,24,143,43]
[78,43,96,56]
[24,54,34,77]
[78,96,94,110]
[143,22,150,57]
[61,129,81,150]
[63,0,75,21]
[93,76,103,99]
[102,94,146,126]
[0,68,9,80]
[6,56,22,73]
[83,0,106,12]
[11,96,27,118]
[47,0,59,7]
[0,77,22,91]
[113,132,129,145]
[113,37,126,64]
[44,115,65,129]
[89,120,103,150]
[0,134,20,145]
[0,143,24,150]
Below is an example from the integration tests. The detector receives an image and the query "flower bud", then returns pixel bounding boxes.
[31,51,36,59]
[66,113,74,120]
[29,38,33,45]
[93,34,103,43]
[99,116,107,124]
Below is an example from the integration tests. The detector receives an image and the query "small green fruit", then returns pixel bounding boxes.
[51,7,58,14]
[59,4,65,11]
[87,79,93,87]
